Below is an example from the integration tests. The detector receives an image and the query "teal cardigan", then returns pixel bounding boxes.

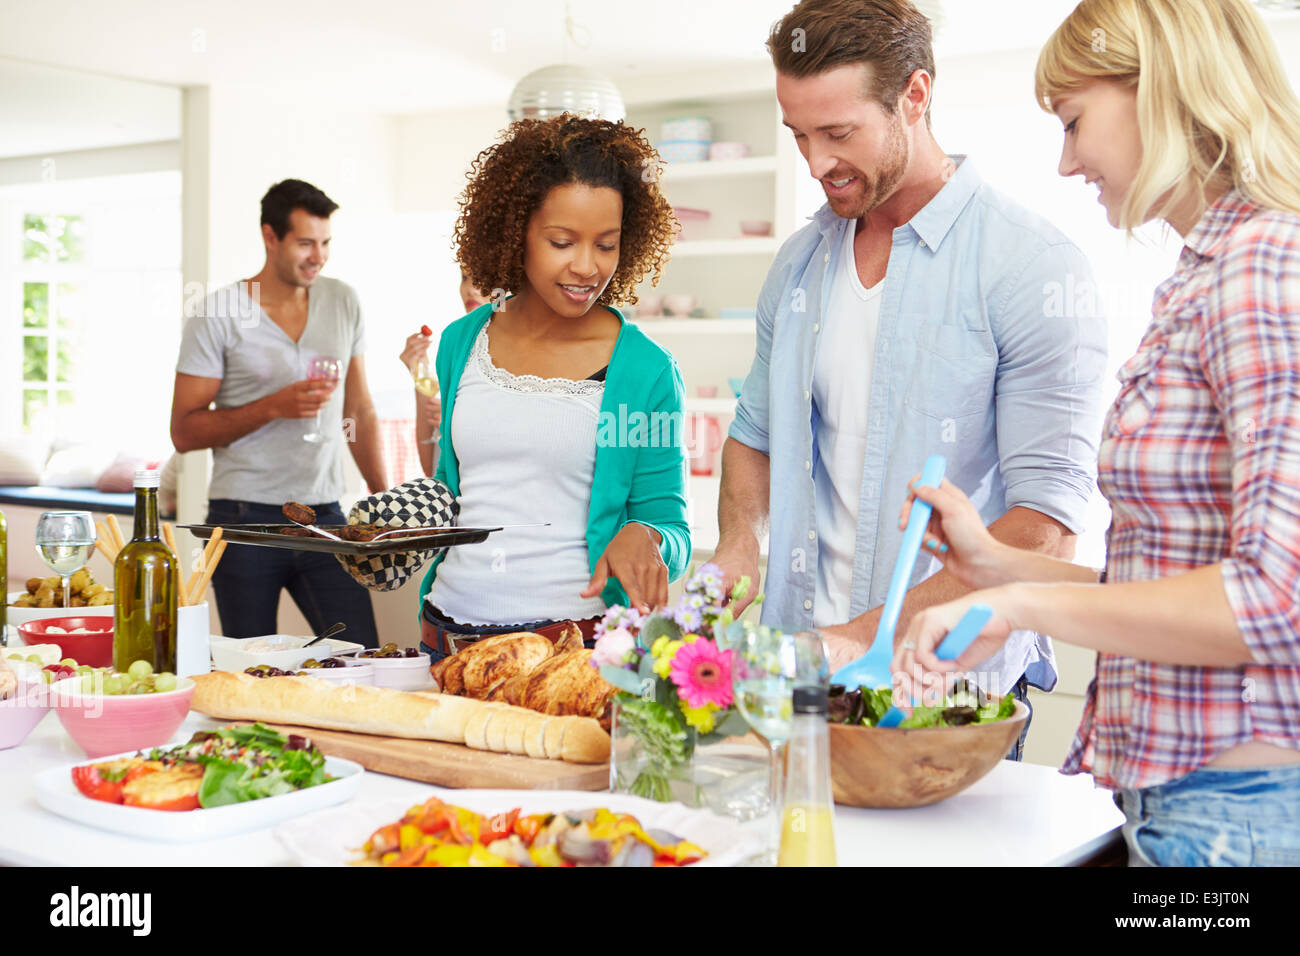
[416,303,691,614]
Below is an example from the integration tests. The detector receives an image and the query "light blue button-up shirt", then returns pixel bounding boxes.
[729,157,1108,693]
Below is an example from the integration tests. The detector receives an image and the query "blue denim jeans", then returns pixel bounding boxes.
[205,499,379,649]
[1004,675,1033,762]
[1117,764,1300,866]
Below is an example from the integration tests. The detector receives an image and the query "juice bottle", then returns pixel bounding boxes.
[778,685,837,867]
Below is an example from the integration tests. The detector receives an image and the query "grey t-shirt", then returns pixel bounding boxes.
[176,277,366,505]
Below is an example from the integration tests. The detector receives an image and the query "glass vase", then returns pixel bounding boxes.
[609,697,770,820]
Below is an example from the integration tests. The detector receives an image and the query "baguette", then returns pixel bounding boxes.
[191,671,478,744]
[190,672,612,764]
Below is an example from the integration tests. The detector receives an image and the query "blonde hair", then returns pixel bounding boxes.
[1034,0,1300,230]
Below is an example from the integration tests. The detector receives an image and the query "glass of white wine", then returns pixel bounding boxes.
[34,511,96,608]
[412,358,439,444]
[730,625,828,860]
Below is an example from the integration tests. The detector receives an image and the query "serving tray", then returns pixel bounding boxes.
[179,524,497,556]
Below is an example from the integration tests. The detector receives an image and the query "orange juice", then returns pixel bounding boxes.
[778,804,837,866]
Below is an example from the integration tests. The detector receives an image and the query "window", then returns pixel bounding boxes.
[21,214,89,432]
[2,172,181,450]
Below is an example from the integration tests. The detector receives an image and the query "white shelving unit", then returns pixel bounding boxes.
[618,68,822,559]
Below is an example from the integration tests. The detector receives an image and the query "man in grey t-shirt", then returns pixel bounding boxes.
[170,179,387,646]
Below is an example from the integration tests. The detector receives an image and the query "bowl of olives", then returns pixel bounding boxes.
[339,643,431,691]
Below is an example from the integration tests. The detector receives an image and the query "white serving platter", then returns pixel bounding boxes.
[275,789,766,867]
[34,750,364,843]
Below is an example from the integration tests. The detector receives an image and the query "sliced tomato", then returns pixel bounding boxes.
[121,765,202,812]
[72,764,127,804]
[483,808,520,842]
[415,805,453,836]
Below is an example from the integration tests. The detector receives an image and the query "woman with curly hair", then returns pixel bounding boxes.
[415,113,689,661]
[895,0,1300,866]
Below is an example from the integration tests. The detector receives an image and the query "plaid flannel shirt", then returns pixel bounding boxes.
[1063,190,1300,791]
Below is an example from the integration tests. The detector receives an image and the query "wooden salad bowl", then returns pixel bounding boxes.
[828,700,1030,808]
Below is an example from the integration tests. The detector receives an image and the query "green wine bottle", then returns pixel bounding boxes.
[113,471,178,673]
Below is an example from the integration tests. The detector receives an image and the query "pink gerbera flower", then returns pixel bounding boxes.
[669,640,733,709]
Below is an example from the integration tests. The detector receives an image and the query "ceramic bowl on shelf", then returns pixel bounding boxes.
[828,699,1029,808]
[661,116,712,142]
[672,207,711,242]
[708,141,750,161]
[740,220,773,237]
[637,293,664,317]
[658,141,710,164]
[50,675,196,758]
[17,617,114,668]
[664,294,698,317]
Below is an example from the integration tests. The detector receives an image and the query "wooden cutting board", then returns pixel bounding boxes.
[234,722,610,791]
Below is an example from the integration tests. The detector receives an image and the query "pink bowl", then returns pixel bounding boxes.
[18,617,114,668]
[0,681,52,749]
[50,676,195,758]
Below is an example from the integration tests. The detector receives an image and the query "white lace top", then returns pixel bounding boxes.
[426,323,609,625]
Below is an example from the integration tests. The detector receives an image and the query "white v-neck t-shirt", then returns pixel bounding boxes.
[812,220,883,627]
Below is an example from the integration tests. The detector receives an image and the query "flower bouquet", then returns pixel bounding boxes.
[591,562,761,804]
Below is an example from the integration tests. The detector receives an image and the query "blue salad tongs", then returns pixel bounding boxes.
[829,454,947,690]
[874,602,993,727]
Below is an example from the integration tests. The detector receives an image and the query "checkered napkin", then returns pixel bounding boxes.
[334,477,459,591]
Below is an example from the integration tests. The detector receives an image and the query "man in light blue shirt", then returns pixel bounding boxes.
[714,0,1107,755]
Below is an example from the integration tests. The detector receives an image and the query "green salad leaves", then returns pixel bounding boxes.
[149,723,330,808]
[828,682,1017,729]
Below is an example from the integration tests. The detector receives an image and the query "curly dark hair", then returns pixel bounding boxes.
[453,114,677,306]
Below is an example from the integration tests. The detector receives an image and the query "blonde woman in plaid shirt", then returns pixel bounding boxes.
[894,0,1300,866]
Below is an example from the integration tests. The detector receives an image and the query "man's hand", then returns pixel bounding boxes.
[710,537,762,615]
[582,523,667,613]
[264,379,338,420]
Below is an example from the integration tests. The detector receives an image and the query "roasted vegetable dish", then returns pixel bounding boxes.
[354,796,707,867]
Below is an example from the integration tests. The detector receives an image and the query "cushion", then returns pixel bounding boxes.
[0,435,51,485]
[95,453,151,493]
[39,444,116,489]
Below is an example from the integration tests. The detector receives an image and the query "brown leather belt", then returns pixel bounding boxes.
[421,615,601,657]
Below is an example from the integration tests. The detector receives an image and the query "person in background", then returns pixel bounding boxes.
[897,0,1300,866]
[171,179,386,647]
[416,113,689,662]
[400,275,491,476]
[711,0,1108,759]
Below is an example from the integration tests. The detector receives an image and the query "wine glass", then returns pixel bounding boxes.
[412,358,439,445]
[302,356,342,444]
[34,511,96,609]
[730,625,828,859]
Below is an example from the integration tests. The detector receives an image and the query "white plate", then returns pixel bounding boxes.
[275,789,766,867]
[34,750,364,843]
